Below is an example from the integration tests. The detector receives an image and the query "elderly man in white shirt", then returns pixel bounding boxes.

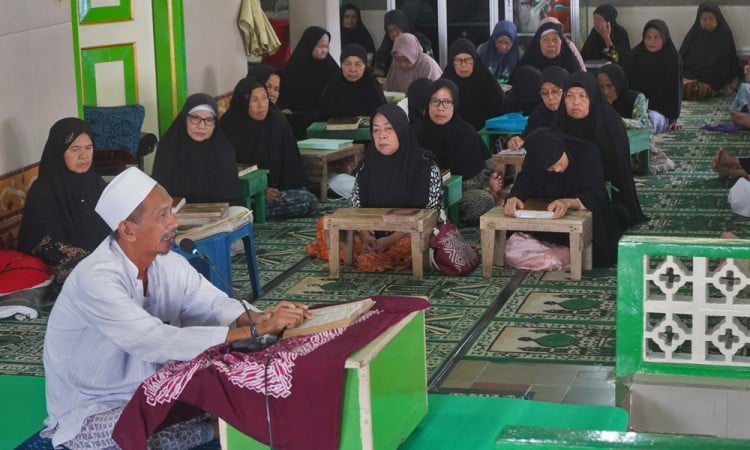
[42,167,310,449]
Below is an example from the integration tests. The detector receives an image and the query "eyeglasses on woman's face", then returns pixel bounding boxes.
[187,114,216,127]
[539,88,563,98]
[429,98,454,108]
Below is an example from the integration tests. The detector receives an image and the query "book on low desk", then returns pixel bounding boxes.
[237,164,258,177]
[282,298,376,338]
[175,208,252,244]
[325,116,364,131]
[297,138,354,151]
[515,198,554,219]
[175,202,230,227]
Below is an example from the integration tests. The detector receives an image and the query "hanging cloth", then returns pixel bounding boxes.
[238,0,281,57]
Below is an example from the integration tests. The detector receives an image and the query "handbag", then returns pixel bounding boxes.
[429,216,479,276]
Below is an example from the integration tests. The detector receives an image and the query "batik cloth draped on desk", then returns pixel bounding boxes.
[112,295,430,450]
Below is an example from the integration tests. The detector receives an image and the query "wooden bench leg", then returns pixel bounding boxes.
[481,228,497,277]
[328,227,341,278]
[569,231,583,281]
[584,238,593,270]
[410,232,424,279]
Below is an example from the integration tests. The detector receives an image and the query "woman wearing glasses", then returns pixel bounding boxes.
[415,79,502,223]
[152,93,241,205]
[441,38,505,131]
[512,21,582,78]
[507,66,569,150]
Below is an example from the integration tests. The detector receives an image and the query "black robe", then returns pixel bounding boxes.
[221,77,309,191]
[373,9,411,75]
[152,93,240,204]
[598,63,640,120]
[580,4,631,65]
[441,38,505,130]
[318,67,386,120]
[503,65,542,116]
[626,19,682,121]
[679,1,740,91]
[340,4,376,54]
[18,117,110,271]
[510,130,622,267]
[521,65,569,137]
[414,79,489,179]
[553,71,646,227]
[512,22,582,78]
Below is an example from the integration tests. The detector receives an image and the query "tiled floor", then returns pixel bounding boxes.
[439,360,615,406]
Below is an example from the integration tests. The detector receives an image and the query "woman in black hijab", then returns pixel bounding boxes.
[18,117,110,300]
[318,43,386,120]
[504,127,622,267]
[513,21,582,77]
[306,104,441,272]
[596,63,651,130]
[372,9,432,77]
[341,4,376,57]
[278,26,340,138]
[221,77,317,220]
[680,2,740,100]
[554,71,646,228]
[152,93,240,204]
[441,37,505,130]
[406,77,433,125]
[247,63,282,106]
[580,4,631,65]
[507,66,569,150]
[626,19,682,132]
[414,79,499,223]
[503,65,542,116]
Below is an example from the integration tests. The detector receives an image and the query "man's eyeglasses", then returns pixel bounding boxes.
[429,98,454,108]
[453,57,474,66]
[539,88,563,98]
[187,114,216,127]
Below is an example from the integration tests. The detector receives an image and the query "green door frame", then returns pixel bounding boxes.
[70,0,188,136]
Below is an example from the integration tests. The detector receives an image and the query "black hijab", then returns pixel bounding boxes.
[318,43,386,120]
[514,22,582,76]
[554,71,646,226]
[341,3,376,54]
[510,127,622,267]
[441,38,505,130]
[504,65,542,115]
[597,63,639,119]
[524,66,569,137]
[279,26,339,112]
[626,19,682,121]
[18,118,109,253]
[679,2,740,91]
[247,63,280,85]
[221,77,308,190]
[373,9,411,75]
[414,79,490,179]
[580,4,631,64]
[151,94,239,204]
[356,104,435,208]
[406,77,433,125]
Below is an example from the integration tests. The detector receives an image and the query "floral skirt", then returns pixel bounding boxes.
[305,217,413,272]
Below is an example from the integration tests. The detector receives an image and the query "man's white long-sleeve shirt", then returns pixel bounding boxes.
[43,237,252,446]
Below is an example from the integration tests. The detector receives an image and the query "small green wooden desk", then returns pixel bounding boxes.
[627,128,651,175]
[442,174,462,224]
[306,122,372,142]
[479,127,519,151]
[238,169,269,224]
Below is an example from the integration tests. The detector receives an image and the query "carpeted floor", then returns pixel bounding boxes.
[2,96,749,389]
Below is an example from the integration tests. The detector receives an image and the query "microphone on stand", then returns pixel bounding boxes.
[178,238,277,353]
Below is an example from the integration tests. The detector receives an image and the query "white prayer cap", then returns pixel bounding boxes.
[188,104,216,116]
[95,167,158,230]
[540,28,558,38]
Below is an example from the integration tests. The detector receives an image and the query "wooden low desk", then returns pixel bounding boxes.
[299,144,364,201]
[480,206,593,280]
[324,208,438,279]
[442,174,462,224]
[306,122,372,142]
[491,153,525,178]
[478,127,519,151]
[220,305,427,450]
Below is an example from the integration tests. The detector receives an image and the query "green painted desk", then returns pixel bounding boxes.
[306,122,372,142]
[479,128,519,151]
[220,307,427,450]
[627,128,651,175]
[442,174,462,224]
[238,169,269,224]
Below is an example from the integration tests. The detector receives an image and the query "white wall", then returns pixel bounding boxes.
[288,0,341,62]
[183,0,249,96]
[0,0,77,174]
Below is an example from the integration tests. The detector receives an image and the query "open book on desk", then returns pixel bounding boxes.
[514,198,554,219]
[282,298,376,338]
[175,208,252,244]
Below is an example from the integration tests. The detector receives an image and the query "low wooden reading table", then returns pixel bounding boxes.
[479,206,593,280]
[323,208,437,279]
[299,143,364,201]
